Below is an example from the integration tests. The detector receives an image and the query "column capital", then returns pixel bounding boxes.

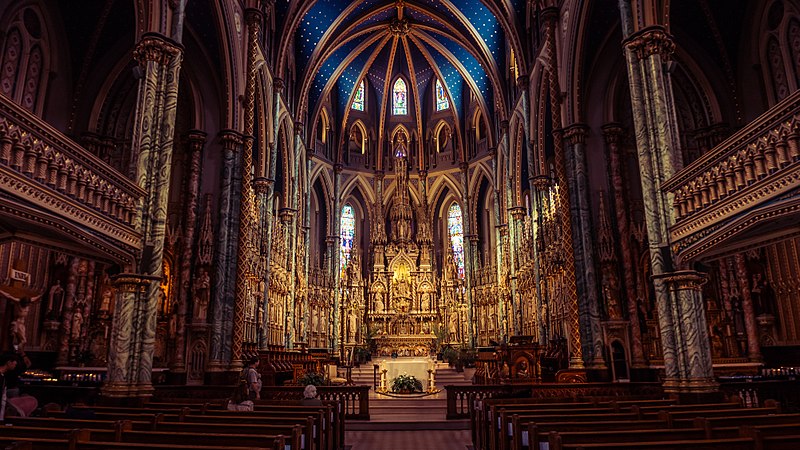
[186,130,207,145]
[112,273,160,291]
[500,120,510,132]
[516,75,529,89]
[459,162,469,172]
[418,169,428,178]
[601,123,626,144]
[562,123,590,145]
[532,175,552,192]
[244,7,263,25]
[218,129,244,152]
[508,206,527,219]
[274,78,285,93]
[254,177,272,194]
[623,25,675,61]
[294,122,304,136]
[375,169,385,180]
[334,164,343,174]
[540,6,560,24]
[134,33,183,66]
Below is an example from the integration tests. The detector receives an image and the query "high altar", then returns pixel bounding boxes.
[353,131,465,356]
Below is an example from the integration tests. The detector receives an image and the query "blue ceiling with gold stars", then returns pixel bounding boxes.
[282,0,524,151]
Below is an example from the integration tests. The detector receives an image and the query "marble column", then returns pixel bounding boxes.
[459,162,476,348]
[332,164,343,353]
[174,130,206,374]
[57,258,81,366]
[734,254,762,361]
[618,4,715,390]
[103,33,183,398]
[531,176,550,345]
[563,124,605,368]
[209,130,243,370]
[652,271,717,392]
[602,124,645,366]
[543,7,583,369]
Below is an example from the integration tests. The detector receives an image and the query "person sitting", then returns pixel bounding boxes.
[301,384,322,406]
[227,380,254,412]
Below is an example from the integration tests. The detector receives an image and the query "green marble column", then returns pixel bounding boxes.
[618,8,716,391]
[103,33,183,398]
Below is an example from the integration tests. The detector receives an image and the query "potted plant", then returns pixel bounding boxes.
[390,373,423,394]
[442,346,458,367]
[298,371,326,387]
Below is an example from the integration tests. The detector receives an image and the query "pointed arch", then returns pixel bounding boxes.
[392,76,408,115]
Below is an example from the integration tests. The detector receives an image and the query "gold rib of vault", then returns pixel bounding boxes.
[544,9,583,369]
[233,9,262,366]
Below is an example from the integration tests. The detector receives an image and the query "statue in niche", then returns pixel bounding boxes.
[348,309,358,341]
[516,360,531,379]
[448,313,458,342]
[46,281,64,319]
[193,269,211,321]
[421,292,430,311]
[99,288,113,314]
[374,293,385,313]
[71,310,83,340]
[311,307,319,333]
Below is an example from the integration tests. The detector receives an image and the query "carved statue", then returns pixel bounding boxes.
[46,281,64,318]
[99,288,113,313]
[71,310,83,340]
[374,293,385,313]
[448,313,458,341]
[348,309,358,342]
[421,292,430,311]
[193,269,211,321]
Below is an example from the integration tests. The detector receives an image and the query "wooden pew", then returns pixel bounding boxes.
[0,436,277,450]
[548,435,755,450]
[515,420,668,450]
[88,427,299,450]
[494,412,643,450]
[545,429,723,450]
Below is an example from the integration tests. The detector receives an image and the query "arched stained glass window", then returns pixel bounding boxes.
[435,79,449,111]
[340,204,355,273]
[447,202,465,279]
[352,80,365,111]
[393,78,407,115]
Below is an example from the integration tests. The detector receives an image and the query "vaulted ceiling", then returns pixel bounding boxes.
[278,0,527,151]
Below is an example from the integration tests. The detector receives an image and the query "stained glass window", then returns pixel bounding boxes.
[352,80,364,111]
[340,204,355,273]
[435,79,449,111]
[447,202,465,279]
[393,78,407,115]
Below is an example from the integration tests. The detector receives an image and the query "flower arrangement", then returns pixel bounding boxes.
[298,371,326,387]
[391,373,423,393]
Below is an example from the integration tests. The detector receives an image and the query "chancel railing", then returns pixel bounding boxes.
[664,89,800,261]
[0,93,143,261]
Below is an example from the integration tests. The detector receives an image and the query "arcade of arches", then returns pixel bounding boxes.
[1,0,800,399]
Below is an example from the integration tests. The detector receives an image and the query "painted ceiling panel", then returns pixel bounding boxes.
[295,1,352,68]
[367,41,395,98]
[336,39,384,117]
[448,0,504,62]
[417,39,464,122]
[308,36,373,113]
[427,30,493,114]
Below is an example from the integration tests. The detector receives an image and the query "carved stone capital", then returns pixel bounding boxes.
[508,206,527,220]
[652,270,708,292]
[134,33,183,66]
[244,8,263,26]
[219,129,244,152]
[459,162,469,173]
[334,164,343,174]
[623,26,675,61]
[254,177,271,194]
[112,273,159,293]
[294,122,304,136]
[500,121,510,132]
[601,123,625,145]
[516,75,529,89]
[273,78,285,93]
[563,124,589,145]
[186,130,207,148]
[532,175,552,192]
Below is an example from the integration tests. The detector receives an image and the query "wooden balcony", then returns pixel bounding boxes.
[664,90,800,262]
[0,94,143,263]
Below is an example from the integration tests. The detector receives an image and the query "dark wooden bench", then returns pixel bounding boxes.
[550,436,755,450]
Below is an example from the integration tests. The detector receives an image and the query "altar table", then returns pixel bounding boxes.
[380,357,436,386]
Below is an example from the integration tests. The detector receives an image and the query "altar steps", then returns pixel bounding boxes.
[348,397,469,431]
[348,363,474,387]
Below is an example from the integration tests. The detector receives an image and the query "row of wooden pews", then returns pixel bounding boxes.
[472,395,800,450]
[0,398,345,450]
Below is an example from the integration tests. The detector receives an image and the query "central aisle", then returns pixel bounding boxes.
[345,363,474,450]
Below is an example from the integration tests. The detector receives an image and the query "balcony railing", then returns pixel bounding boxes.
[0,94,143,255]
[664,89,800,249]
